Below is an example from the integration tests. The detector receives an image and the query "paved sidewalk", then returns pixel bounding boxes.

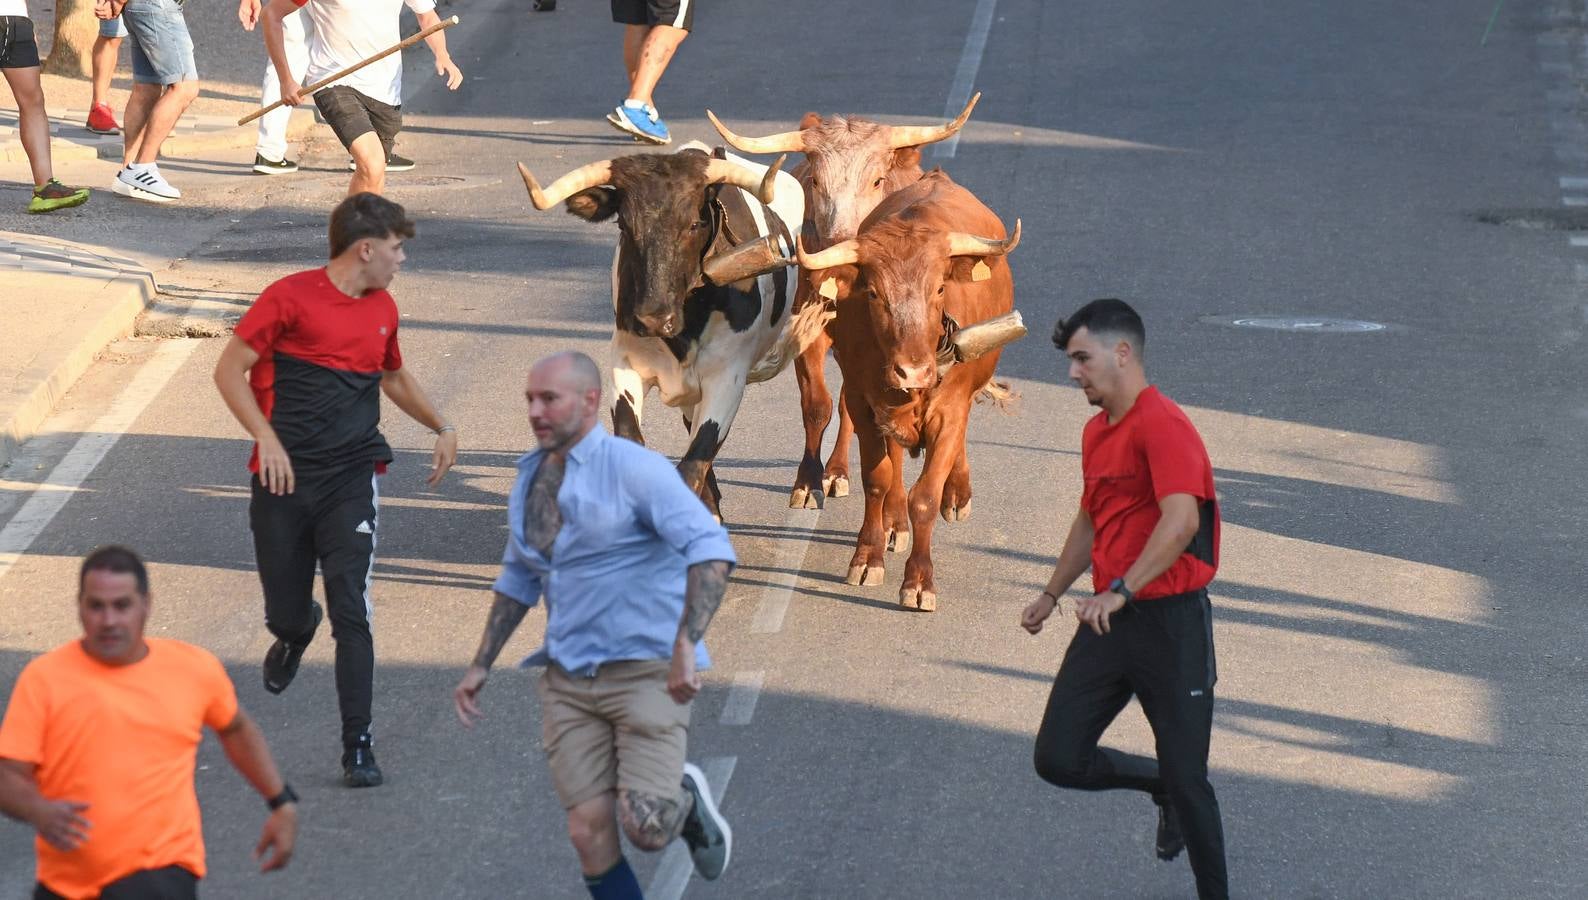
[0,106,315,166]
[0,231,157,469]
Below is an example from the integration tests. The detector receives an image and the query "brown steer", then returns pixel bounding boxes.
[798,170,1019,611]
[709,95,980,516]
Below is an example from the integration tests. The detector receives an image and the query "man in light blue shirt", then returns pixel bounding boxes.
[453,351,735,900]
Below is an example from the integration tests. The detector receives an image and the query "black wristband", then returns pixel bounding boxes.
[1040,590,1058,603]
[266,783,298,811]
[1108,577,1136,604]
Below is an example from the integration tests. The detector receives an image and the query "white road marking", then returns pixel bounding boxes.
[1559,176,1588,190]
[1569,235,1588,247]
[932,0,998,160]
[1574,264,1588,281]
[1562,196,1588,207]
[0,340,198,583]
[647,755,738,900]
[719,671,765,726]
[750,507,819,633]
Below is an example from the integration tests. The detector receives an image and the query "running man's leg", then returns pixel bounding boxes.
[1032,623,1162,792]
[1,64,52,187]
[1130,593,1228,899]
[119,0,199,167]
[249,477,320,644]
[312,468,380,747]
[255,7,308,163]
[622,23,646,83]
[314,86,394,196]
[625,23,686,108]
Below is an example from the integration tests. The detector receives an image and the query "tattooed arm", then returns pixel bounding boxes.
[453,592,529,727]
[667,560,731,705]
[678,560,732,645]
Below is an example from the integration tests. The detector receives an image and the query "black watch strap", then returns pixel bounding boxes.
[267,783,299,811]
[1108,577,1136,604]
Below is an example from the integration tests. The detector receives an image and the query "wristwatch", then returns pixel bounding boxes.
[1108,577,1136,604]
[266,783,299,811]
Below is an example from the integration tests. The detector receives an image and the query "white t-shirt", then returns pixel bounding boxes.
[294,0,435,107]
[0,1,30,18]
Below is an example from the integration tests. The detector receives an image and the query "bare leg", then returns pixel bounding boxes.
[124,81,198,166]
[347,132,387,196]
[618,787,691,851]
[626,24,687,106]
[622,23,647,84]
[566,793,623,876]
[2,66,51,186]
[91,36,122,108]
[120,82,161,165]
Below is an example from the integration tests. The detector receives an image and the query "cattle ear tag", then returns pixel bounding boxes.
[819,277,840,300]
[971,260,992,282]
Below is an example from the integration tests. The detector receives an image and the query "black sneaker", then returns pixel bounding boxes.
[252,153,299,175]
[679,762,731,879]
[348,153,416,172]
[342,734,384,788]
[532,0,555,9]
[262,602,322,695]
[1154,793,1185,861]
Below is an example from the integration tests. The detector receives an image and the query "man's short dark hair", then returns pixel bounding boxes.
[328,192,417,259]
[79,545,149,596]
[1053,298,1146,355]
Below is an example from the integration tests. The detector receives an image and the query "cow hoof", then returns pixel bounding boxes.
[824,474,850,498]
[789,486,824,510]
[941,499,972,522]
[886,528,912,554]
[846,563,885,587]
[899,586,936,611]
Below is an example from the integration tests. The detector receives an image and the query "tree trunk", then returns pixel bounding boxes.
[42,0,100,78]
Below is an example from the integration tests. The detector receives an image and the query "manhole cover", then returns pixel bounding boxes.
[1201,315,1390,333]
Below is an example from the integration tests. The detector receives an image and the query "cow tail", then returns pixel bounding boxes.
[976,378,1017,411]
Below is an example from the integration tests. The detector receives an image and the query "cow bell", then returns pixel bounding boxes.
[936,310,1028,375]
[703,235,794,286]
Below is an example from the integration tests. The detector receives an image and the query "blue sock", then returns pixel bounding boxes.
[584,856,643,900]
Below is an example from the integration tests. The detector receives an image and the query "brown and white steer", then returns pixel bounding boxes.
[707,95,981,518]
[517,146,823,520]
[797,169,1019,611]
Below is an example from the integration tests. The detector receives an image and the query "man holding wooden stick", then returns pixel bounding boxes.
[261,0,461,196]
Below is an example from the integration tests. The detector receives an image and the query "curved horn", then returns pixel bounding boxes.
[705,154,786,206]
[706,110,808,155]
[887,91,981,150]
[946,218,1021,257]
[795,234,861,271]
[517,159,614,210]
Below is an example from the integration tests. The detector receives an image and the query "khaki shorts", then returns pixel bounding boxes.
[538,660,690,809]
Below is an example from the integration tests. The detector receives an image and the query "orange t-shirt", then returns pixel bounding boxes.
[0,638,238,899]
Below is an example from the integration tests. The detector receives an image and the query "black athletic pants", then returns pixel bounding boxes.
[250,464,379,747]
[36,865,198,899]
[1033,589,1228,899]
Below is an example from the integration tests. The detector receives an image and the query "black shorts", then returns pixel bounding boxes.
[0,16,41,69]
[314,85,402,157]
[611,0,693,31]
[37,865,198,900]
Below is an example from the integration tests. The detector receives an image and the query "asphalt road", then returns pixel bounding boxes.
[3,0,1588,897]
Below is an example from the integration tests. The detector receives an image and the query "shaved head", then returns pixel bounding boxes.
[526,352,603,453]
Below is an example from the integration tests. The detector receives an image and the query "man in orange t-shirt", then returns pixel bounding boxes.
[0,546,298,899]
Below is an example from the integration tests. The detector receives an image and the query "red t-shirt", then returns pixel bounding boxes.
[233,268,403,477]
[1081,386,1219,599]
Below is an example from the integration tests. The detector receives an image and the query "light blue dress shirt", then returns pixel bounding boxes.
[493,424,737,676]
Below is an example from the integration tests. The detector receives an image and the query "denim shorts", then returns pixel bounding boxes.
[122,0,196,85]
[99,15,129,40]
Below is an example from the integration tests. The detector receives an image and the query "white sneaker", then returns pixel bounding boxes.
[112,165,181,203]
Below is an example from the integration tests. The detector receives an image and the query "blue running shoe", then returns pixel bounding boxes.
[609,102,671,145]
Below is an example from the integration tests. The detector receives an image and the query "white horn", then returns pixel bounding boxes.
[518,159,614,210]
[887,91,981,149]
[706,109,808,155]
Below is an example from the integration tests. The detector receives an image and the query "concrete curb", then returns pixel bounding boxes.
[0,246,159,472]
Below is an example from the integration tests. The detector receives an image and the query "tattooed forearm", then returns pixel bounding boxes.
[678,560,731,645]
[470,591,529,670]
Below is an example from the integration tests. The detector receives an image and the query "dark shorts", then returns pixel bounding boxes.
[611,0,694,31]
[314,85,402,157]
[36,865,199,900]
[0,16,41,69]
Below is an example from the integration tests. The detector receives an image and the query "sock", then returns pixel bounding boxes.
[584,857,643,900]
[127,162,153,173]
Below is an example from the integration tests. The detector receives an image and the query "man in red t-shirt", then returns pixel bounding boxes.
[213,192,457,789]
[1020,298,1228,900]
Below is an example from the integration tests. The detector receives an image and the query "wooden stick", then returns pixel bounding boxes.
[237,15,459,126]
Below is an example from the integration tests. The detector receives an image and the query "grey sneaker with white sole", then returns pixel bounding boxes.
[680,762,731,880]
